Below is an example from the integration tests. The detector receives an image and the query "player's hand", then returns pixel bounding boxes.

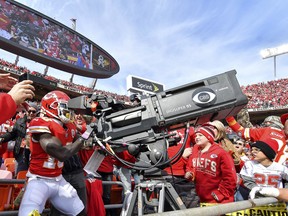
[182,147,192,159]
[249,187,280,199]
[8,80,35,105]
[0,73,18,91]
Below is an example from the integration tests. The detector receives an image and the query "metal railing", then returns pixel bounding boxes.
[0,178,124,215]
[147,197,279,216]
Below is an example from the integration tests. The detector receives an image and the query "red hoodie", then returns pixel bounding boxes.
[186,143,237,204]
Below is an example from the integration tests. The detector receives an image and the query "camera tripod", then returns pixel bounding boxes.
[124,176,186,216]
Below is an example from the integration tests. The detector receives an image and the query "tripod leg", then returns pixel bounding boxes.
[138,185,144,215]
[126,188,138,216]
[165,182,186,210]
[158,183,165,213]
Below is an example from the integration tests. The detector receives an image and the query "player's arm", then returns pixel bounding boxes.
[34,133,85,162]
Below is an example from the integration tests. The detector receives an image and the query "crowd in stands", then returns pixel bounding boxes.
[242,79,288,109]
[0,58,130,102]
[1,58,288,109]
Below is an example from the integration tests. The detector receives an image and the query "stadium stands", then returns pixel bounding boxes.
[242,79,288,109]
[0,57,287,123]
[0,58,130,102]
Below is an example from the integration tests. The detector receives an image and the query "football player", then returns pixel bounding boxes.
[19,90,88,216]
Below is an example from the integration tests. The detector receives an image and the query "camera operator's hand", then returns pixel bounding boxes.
[0,73,18,91]
[182,147,192,159]
[8,80,35,105]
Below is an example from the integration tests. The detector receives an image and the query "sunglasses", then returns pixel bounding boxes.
[28,110,37,114]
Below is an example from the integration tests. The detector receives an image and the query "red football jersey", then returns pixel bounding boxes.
[29,117,77,177]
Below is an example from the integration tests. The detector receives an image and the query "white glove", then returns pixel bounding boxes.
[249,187,280,199]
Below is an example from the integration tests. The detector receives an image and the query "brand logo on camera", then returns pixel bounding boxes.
[192,87,217,107]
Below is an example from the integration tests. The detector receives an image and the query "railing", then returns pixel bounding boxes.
[0,178,124,215]
[147,197,279,216]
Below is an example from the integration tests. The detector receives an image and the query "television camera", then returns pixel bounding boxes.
[68,70,248,174]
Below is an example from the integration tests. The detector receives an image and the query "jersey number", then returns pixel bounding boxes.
[43,156,63,169]
[254,173,279,187]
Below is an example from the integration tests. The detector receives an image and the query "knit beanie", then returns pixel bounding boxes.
[251,138,279,161]
[195,125,215,143]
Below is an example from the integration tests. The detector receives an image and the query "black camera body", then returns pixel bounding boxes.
[68,70,247,172]
[69,70,247,143]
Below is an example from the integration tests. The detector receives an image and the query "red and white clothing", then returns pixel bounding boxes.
[19,117,83,216]
[28,117,76,177]
[240,160,288,188]
[226,116,287,164]
[0,93,17,125]
[186,143,237,203]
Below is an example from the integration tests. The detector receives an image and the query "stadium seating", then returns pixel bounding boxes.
[5,163,15,174]
[4,158,16,176]
[0,170,13,211]
[15,170,27,190]
[3,158,15,167]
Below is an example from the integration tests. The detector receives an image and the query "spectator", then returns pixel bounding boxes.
[0,74,35,124]
[18,90,88,216]
[208,120,243,172]
[226,115,287,164]
[229,134,250,163]
[240,138,288,200]
[0,102,39,176]
[184,124,237,204]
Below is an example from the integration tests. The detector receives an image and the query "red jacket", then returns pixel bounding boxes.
[186,143,237,204]
[0,94,17,125]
